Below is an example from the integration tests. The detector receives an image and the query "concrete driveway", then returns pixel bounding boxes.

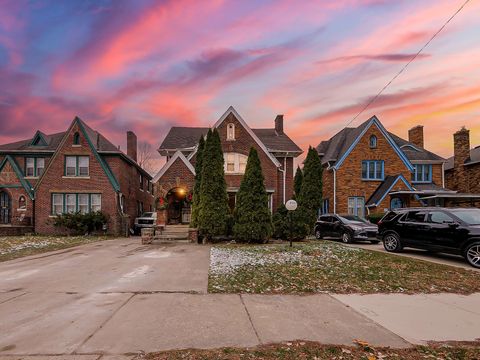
[0,238,409,359]
[2,238,478,359]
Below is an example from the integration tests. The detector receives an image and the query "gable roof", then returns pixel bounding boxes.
[152,151,195,183]
[366,174,413,207]
[316,116,443,169]
[0,155,34,199]
[158,107,302,159]
[445,145,480,171]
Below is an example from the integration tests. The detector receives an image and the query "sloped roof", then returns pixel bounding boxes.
[366,175,413,207]
[252,128,302,152]
[316,117,444,165]
[445,145,480,171]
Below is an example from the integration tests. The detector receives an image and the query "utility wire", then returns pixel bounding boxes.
[344,0,471,128]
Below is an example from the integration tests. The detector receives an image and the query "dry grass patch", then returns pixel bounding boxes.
[209,241,480,294]
[0,235,111,262]
[144,340,480,360]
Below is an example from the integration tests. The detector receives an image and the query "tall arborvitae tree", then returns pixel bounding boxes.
[233,147,272,243]
[297,146,323,236]
[293,166,303,199]
[197,129,230,238]
[190,135,205,228]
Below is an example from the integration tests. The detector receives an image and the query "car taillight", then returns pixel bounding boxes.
[377,220,382,226]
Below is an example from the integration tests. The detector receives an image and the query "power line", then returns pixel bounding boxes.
[344,0,471,128]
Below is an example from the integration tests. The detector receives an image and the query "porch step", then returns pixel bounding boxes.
[154,225,189,242]
[151,239,190,244]
[154,233,189,240]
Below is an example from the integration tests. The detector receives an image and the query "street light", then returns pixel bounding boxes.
[285,199,297,247]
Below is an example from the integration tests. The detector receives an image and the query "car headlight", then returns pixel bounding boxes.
[350,225,363,232]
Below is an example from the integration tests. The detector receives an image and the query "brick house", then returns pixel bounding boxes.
[153,106,302,224]
[316,116,448,217]
[0,117,154,235]
[444,127,480,206]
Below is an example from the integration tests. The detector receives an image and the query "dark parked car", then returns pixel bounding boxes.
[377,207,480,268]
[315,214,379,244]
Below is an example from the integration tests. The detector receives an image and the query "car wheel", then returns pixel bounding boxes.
[342,232,353,243]
[383,233,402,252]
[464,242,480,268]
[315,228,323,240]
[370,240,380,244]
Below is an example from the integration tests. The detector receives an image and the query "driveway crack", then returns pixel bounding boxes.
[239,294,262,344]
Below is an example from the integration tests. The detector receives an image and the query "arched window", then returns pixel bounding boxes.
[227,123,235,140]
[18,196,26,209]
[73,132,80,145]
[390,197,403,209]
[369,135,377,148]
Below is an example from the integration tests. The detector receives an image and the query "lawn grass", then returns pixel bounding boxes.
[145,341,480,360]
[208,241,480,294]
[0,234,112,262]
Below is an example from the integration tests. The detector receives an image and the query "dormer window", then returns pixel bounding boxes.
[369,135,377,148]
[73,132,80,145]
[227,123,235,141]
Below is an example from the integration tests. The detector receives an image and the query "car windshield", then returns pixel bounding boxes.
[338,215,367,224]
[141,212,154,218]
[450,209,480,225]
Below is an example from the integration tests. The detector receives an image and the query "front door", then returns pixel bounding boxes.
[0,191,11,224]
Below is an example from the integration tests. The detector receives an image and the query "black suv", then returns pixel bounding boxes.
[377,207,480,268]
[315,214,379,244]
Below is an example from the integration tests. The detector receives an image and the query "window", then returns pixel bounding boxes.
[65,156,89,176]
[227,123,235,140]
[412,164,432,183]
[91,194,101,212]
[224,153,248,174]
[51,193,101,215]
[139,174,143,190]
[73,132,80,145]
[147,180,151,193]
[361,160,384,180]
[137,201,143,216]
[348,197,365,218]
[428,211,454,224]
[26,158,35,177]
[18,196,26,209]
[390,197,403,209]
[25,157,45,177]
[369,135,377,148]
[404,211,426,223]
[78,156,89,176]
[52,194,64,215]
[321,199,330,214]
[65,194,76,213]
[78,194,89,214]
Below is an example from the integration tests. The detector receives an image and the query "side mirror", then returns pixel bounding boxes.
[447,221,460,228]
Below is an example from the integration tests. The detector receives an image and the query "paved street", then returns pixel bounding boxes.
[0,239,479,359]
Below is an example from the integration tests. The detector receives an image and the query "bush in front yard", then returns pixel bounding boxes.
[293,166,303,199]
[190,135,205,228]
[367,213,385,224]
[197,129,230,239]
[272,204,310,241]
[52,211,109,235]
[233,147,272,243]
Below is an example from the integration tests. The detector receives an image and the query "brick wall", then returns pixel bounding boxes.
[331,125,412,214]
[155,157,195,197]
[35,122,120,235]
[0,161,33,227]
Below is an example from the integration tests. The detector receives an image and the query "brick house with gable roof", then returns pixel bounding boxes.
[153,106,303,224]
[316,116,449,217]
[0,117,154,235]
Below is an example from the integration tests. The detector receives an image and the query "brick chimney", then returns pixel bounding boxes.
[127,131,137,162]
[408,125,424,148]
[453,127,470,192]
[275,115,284,135]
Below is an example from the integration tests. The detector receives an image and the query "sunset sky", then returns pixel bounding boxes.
[1,0,479,168]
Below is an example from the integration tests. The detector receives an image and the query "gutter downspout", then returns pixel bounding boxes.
[283,156,287,204]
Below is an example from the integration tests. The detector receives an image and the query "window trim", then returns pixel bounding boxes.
[25,157,45,178]
[369,135,377,149]
[64,155,90,177]
[348,196,365,218]
[361,160,384,180]
[51,193,101,215]
[224,152,248,174]
[412,164,432,183]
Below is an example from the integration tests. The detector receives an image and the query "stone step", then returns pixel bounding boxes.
[151,239,190,245]
[154,233,189,241]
